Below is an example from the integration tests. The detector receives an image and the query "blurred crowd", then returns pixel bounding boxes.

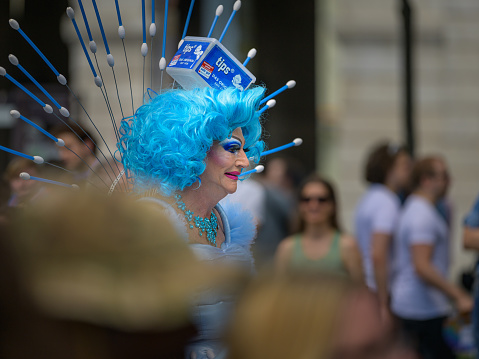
[2,137,479,359]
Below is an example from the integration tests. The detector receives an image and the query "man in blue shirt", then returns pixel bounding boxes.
[463,195,479,358]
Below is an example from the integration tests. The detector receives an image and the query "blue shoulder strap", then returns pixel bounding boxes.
[215,203,231,245]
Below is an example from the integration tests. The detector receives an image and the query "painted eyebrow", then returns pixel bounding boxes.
[231,136,244,146]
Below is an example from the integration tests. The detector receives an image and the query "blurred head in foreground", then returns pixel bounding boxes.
[228,272,417,359]
[3,191,241,359]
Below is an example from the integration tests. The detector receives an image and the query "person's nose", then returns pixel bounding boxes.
[308,200,320,210]
[236,149,250,169]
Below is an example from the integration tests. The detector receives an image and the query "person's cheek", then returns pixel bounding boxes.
[210,149,232,168]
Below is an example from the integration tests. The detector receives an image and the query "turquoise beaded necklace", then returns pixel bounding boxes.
[174,193,218,246]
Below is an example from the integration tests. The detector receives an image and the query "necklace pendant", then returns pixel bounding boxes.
[175,193,218,247]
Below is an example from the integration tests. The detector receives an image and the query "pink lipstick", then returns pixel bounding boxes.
[225,171,240,180]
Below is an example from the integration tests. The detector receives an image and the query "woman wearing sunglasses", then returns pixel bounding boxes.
[275,174,364,281]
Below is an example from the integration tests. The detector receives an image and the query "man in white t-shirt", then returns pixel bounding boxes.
[391,156,472,359]
[355,143,411,318]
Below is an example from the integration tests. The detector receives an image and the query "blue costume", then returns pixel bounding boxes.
[121,84,266,359]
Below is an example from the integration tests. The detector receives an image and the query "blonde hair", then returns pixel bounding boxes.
[228,272,356,359]
[10,190,240,331]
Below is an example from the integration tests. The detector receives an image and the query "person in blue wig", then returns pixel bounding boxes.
[118,85,266,359]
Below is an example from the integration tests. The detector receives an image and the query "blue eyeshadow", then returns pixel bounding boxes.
[220,138,242,151]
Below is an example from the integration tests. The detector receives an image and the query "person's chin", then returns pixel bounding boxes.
[307,217,325,224]
[225,183,238,195]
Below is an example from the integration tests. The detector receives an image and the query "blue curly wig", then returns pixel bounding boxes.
[118,86,265,195]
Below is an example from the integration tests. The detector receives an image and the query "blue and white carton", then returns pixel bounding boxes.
[166,36,255,91]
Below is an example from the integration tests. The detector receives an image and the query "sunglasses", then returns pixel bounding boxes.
[300,196,332,204]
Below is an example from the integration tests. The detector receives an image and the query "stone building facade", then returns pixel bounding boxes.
[319,0,479,277]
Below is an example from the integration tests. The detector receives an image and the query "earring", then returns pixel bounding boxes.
[193,176,202,190]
